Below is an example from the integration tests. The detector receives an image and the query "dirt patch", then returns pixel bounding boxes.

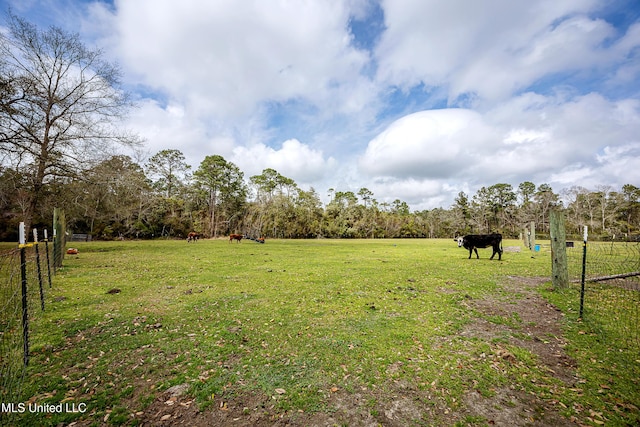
[134,385,445,427]
[461,276,576,384]
[455,276,578,425]
[463,387,575,426]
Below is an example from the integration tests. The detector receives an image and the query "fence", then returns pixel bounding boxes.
[545,212,639,360]
[0,222,64,426]
[565,232,640,359]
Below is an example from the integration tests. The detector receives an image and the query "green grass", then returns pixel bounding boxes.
[542,284,640,425]
[7,238,639,425]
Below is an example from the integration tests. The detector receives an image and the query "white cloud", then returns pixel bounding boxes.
[358,92,640,208]
[481,93,640,177]
[231,139,336,185]
[375,0,614,101]
[368,177,453,210]
[98,0,370,120]
[503,129,550,146]
[593,143,640,186]
[126,100,237,166]
[359,109,495,178]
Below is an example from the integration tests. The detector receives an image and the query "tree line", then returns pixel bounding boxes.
[1,148,638,241]
[1,13,639,242]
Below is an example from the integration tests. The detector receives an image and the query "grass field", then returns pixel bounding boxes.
[9,238,640,426]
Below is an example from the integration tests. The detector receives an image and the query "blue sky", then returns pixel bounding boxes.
[2,0,640,209]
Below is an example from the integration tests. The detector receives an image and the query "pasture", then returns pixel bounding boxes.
[13,239,640,426]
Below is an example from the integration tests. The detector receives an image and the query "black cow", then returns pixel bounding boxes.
[456,233,503,260]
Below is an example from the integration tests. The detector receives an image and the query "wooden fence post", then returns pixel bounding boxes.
[53,208,66,270]
[550,210,568,289]
[530,221,536,252]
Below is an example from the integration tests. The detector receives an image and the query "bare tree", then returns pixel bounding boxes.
[0,12,141,233]
[595,184,613,233]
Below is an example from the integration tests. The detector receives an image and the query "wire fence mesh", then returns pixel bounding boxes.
[567,240,640,359]
[0,243,51,425]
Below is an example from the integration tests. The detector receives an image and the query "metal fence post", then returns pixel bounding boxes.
[19,222,29,366]
[579,226,588,319]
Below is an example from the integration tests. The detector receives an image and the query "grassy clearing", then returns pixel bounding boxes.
[10,238,639,425]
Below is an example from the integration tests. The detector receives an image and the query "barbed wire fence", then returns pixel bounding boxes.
[1,218,65,426]
[566,232,640,360]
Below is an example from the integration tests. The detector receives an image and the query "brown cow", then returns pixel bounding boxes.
[229,234,243,243]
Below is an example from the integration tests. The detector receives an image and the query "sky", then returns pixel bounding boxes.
[2,0,640,210]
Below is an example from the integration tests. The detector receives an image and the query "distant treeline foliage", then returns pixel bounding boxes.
[1,150,638,241]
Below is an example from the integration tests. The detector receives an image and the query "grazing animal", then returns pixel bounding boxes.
[457,233,503,260]
[187,232,200,243]
[229,234,243,243]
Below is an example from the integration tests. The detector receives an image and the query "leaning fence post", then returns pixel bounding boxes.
[550,210,568,289]
[579,226,588,318]
[19,222,30,366]
[34,228,45,311]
